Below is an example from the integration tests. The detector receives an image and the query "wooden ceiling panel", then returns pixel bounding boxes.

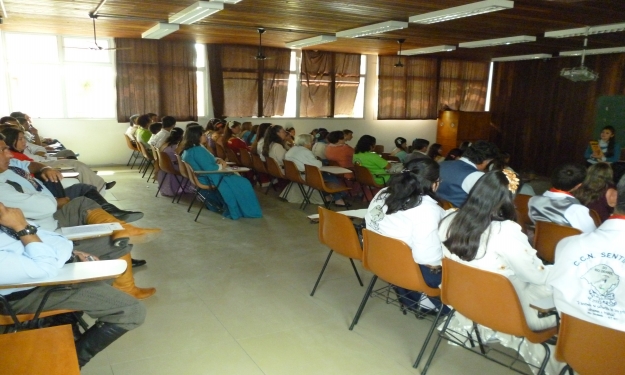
[0,0,623,60]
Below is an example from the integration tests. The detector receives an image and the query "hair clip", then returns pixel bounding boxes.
[502,169,519,194]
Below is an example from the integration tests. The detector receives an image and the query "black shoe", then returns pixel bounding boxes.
[132,258,147,268]
[108,209,144,223]
[105,181,116,190]
[76,322,128,368]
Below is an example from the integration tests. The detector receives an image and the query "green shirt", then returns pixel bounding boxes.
[353,152,389,185]
[135,127,151,144]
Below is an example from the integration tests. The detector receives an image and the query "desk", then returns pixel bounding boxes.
[320,166,353,174]
[195,167,250,174]
[308,208,367,222]
[61,172,80,178]
[0,260,127,290]
[530,296,557,319]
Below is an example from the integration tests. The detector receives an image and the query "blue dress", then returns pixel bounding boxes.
[182,145,262,220]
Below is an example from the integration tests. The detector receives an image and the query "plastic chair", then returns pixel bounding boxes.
[514,194,533,233]
[239,148,254,169]
[373,145,384,154]
[555,312,625,375]
[421,258,558,375]
[174,153,192,203]
[123,134,141,169]
[251,153,275,194]
[533,221,582,264]
[180,160,223,221]
[266,157,291,198]
[588,209,602,227]
[283,159,312,209]
[149,145,161,183]
[0,325,80,374]
[1,291,81,333]
[310,207,363,296]
[225,147,242,166]
[304,164,351,209]
[353,165,385,202]
[438,199,456,210]
[156,149,186,202]
[215,143,227,160]
[136,141,155,180]
[349,229,446,369]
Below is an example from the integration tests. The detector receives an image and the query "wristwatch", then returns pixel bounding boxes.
[16,225,38,237]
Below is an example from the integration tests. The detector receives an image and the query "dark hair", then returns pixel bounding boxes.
[182,125,204,151]
[343,129,353,135]
[137,114,151,128]
[262,125,285,157]
[427,143,443,159]
[161,116,176,128]
[394,137,407,148]
[129,114,139,127]
[462,140,499,165]
[616,174,625,214]
[488,152,511,171]
[0,116,17,125]
[147,112,157,119]
[251,123,272,155]
[222,121,241,149]
[445,148,463,161]
[15,117,28,127]
[149,122,163,135]
[551,163,586,191]
[459,141,472,151]
[164,127,184,148]
[354,135,376,154]
[326,130,344,144]
[316,130,329,142]
[0,126,24,152]
[602,126,616,158]
[412,138,430,151]
[9,111,25,118]
[573,162,613,205]
[382,159,440,215]
[443,171,517,261]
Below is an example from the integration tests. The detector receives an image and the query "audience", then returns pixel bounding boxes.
[261,125,288,165]
[343,129,354,143]
[312,129,329,161]
[240,122,253,144]
[426,143,445,163]
[353,135,391,186]
[528,163,596,233]
[223,121,248,156]
[325,130,354,169]
[251,123,271,156]
[444,148,463,161]
[244,124,259,146]
[573,162,617,222]
[125,114,140,143]
[134,114,153,145]
[149,116,176,148]
[389,137,409,163]
[404,138,430,164]
[156,128,191,198]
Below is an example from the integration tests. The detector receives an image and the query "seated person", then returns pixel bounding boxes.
[548,174,625,332]
[285,134,348,207]
[125,114,140,143]
[325,130,354,169]
[343,129,354,143]
[404,138,430,164]
[573,162,617,223]
[181,125,262,220]
[157,128,192,197]
[134,114,153,145]
[251,123,271,157]
[585,125,621,165]
[444,148,463,161]
[528,163,596,233]
[389,137,409,163]
[311,129,329,162]
[437,140,499,208]
[147,122,163,146]
[440,170,559,372]
[222,121,249,156]
[262,125,288,166]
[149,115,176,149]
[365,158,447,311]
[426,143,445,163]
[353,135,391,186]
[0,203,146,368]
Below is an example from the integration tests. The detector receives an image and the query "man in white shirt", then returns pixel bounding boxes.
[548,175,625,332]
[148,116,176,149]
[529,163,596,233]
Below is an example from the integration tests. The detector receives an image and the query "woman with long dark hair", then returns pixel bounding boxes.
[251,123,271,156]
[585,125,621,164]
[156,127,192,197]
[353,135,391,185]
[181,125,262,220]
[222,121,248,156]
[426,143,445,163]
[261,125,288,165]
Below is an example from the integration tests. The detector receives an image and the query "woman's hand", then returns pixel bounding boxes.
[215,158,228,169]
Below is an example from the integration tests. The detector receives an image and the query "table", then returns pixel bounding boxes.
[307,208,367,222]
[195,167,250,174]
[530,296,558,319]
[320,166,353,174]
[0,259,127,290]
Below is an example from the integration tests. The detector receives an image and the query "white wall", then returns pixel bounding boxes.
[29,55,437,166]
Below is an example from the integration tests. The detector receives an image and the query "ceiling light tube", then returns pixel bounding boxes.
[401,45,457,55]
[409,0,514,24]
[285,35,337,49]
[545,22,625,38]
[169,1,224,25]
[559,47,625,57]
[491,53,552,62]
[459,35,535,48]
[211,0,242,3]
[336,20,408,38]
[142,23,180,39]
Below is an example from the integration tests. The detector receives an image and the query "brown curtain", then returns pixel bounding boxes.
[208,44,290,118]
[116,39,197,122]
[438,60,489,111]
[490,54,625,175]
[378,55,438,119]
[300,51,360,117]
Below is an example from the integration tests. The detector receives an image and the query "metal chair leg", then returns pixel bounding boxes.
[349,275,378,330]
[413,306,445,369]
[310,250,334,296]
[421,309,457,375]
[349,259,363,286]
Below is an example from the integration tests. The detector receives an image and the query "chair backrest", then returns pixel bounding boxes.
[362,229,440,297]
[373,145,384,154]
[124,134,138,151]
[382,154,400,162]
[174,154,190,179]
[215,142,227,159]
[318,207,362,261]
[354,165,384,188]
[239,148,254,169]
[158,150,180,175]
[136,141,153,161]
[283,159,306,184]
[555,312,625,374]
[251,153,268,174]
[589,209,602,227]
[533,220,582,264]
[438,199,456,210]
[514,194,532,232]
[304,164,327,191]
[0,325,80,374]
[180,160,212,190]
[225,147,242,166]
[266,157,285,179]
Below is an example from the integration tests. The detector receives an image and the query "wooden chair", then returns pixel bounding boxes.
[349,229,446,369]
[180,160,223,221]
[589,209,602,227]
[353,165,385,202]
[514,194,533,234]
[283,159,312,209]
[0,325,80,374]
[215,142,227,160]
[421,258,558,375]
[156,149,186,202]
[123,134,141,169]
[310,207,363,296]
[555,313,625,375]
[304,164,351,210]
[533,221,582,264]
[225,147,242,166]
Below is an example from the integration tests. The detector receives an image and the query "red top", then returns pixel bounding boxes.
[227,137,249,155]
[11,151,34,162]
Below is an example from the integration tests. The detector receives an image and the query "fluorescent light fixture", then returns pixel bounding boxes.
[401,45,456,55]
[545,22,625,38]
[491,53,552,62]
[142,23,180,39]
[169,1,223,25]
[211,0,242,3]
[559,46,625,57]
[459,35,535,48]
[285,35,337,49]
[409,0,514,24]
[336,21,408,38]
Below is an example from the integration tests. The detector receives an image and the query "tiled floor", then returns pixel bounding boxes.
[82,166,520,375]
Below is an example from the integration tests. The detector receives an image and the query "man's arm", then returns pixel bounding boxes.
[26,161,63,182]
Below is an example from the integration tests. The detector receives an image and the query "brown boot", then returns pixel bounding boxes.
[86,208,161,244]
[112,254,156,300]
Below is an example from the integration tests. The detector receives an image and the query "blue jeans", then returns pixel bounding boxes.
[395,265,449,313]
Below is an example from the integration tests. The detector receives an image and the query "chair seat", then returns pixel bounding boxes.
[0,309,77,325]
[324,183,351,194]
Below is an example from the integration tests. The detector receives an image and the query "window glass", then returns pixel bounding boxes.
[195,44,206,68]
[8,63,63,118]
[63,37,111,63]
[5,34,58,63]
[197,71,206,117]
[65,65,115,118]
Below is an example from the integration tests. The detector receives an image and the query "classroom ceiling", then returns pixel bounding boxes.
[0,0,624,61]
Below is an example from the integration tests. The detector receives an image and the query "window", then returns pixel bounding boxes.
[196,43,207,118]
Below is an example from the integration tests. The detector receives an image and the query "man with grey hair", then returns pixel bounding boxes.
[548,174,625,332]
